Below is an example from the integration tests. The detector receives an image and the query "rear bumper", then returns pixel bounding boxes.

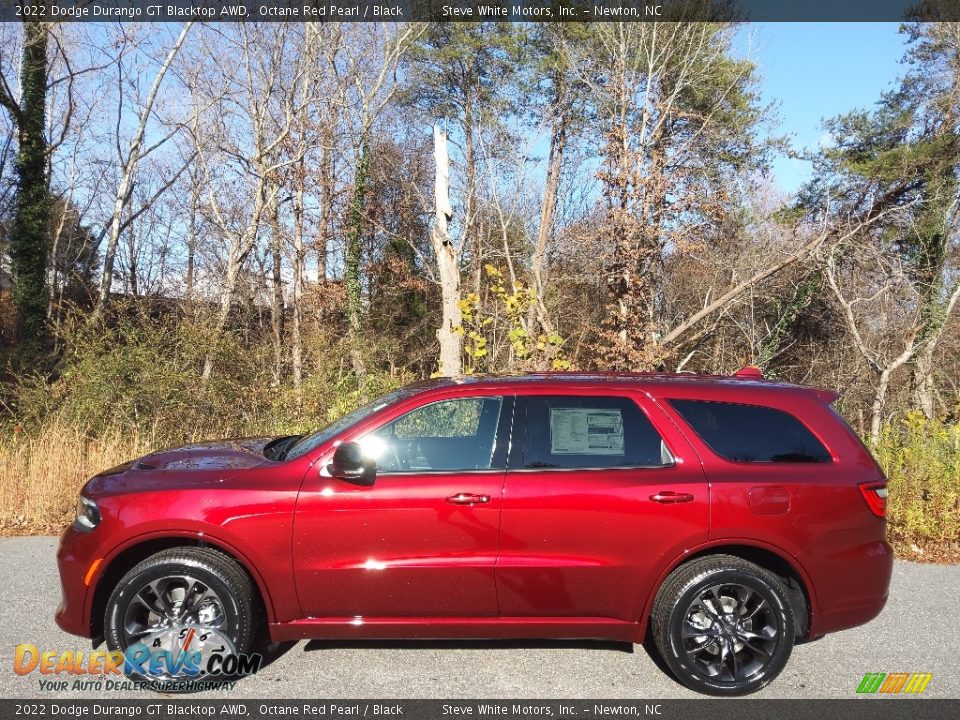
[809,596,888,638]
[805,538,893,638]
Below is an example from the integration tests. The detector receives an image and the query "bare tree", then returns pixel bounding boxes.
[192,25,309,381]
[825,231,924,443]
[93,22,195,318]
[326,23,424,375]
[431,126,462,377]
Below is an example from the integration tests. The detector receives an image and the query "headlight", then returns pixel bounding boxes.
[74,496,100,530]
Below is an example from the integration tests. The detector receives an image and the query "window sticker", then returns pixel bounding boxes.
[549,408,625,455]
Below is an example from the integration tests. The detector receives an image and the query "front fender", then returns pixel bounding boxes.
[81,484,301,634]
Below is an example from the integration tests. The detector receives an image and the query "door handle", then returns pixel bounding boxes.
[650,491,694,504]
[446,493,491,505]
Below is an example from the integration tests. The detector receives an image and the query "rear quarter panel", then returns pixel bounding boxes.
[648,383,892,628]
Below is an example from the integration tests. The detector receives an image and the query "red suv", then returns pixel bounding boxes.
[56,370,892,695]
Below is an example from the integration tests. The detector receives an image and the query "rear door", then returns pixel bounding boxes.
[496,390,709,621]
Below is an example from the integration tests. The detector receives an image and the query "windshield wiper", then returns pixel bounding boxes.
[264,435,302,461]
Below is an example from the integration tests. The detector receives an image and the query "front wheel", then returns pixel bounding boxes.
[651,555,795,696]
[103,547,257,684]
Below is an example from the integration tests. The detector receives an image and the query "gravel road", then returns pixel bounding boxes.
[1,536,956,699]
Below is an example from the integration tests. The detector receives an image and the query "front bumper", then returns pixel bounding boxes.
[54,524,100,638]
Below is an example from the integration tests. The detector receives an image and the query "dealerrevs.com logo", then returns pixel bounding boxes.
[15,624,261,692]
[857,672,933,694]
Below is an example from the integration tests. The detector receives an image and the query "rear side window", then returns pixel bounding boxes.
[669,399,831,463]
[517,395,671,469]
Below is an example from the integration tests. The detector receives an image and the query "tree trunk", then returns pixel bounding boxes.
[201,186,269,382]
[201,247,243,382]
[317,128,334,282]
[291,166,306,411]
[910,278,960,418]
[46,199,72,343]
[185,184,198,301]
[530,102,567,345]
[911,345,936,419]
[431,126,462,377]
[268,191,285,386]
[98,165,133,310]
[463,104,481,297]
[871,368,892,446]
[345,140,368,376]
[48,207,69,349]
[9,21,51,354]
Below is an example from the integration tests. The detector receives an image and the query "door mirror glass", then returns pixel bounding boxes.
[326,442,376,486]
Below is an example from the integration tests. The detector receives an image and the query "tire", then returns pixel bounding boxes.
[104,547,257,681]
[651,554,795,696]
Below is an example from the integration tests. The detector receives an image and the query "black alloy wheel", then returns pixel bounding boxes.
[651,554,796,695]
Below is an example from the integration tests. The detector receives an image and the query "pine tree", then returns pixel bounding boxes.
[802,22,960,418]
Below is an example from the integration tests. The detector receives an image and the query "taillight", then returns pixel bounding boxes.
[859,482,888,517]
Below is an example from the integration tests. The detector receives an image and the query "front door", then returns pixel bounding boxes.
[293,394,511,618]
[496,391,709,621]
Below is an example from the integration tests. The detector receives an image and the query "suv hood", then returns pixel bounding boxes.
[130,437,275,472]
[85,437,277,496]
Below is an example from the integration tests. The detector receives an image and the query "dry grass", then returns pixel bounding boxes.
[0,423,153,534]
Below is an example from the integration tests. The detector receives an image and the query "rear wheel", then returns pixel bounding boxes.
[651,555,795,696]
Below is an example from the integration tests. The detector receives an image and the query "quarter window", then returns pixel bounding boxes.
[669,399,831,463]
[517,396,671,469]
[361,397,503,472]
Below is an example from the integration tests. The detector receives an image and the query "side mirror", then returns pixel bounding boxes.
[326,442,376,486]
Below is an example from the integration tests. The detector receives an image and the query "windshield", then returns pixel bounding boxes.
[282,387,416,461]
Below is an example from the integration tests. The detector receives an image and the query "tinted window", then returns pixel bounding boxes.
[393,398,488,438]
[669,399,831,463]
[361,397,503,472]
[518,396,671,469]
[284,386,417,460]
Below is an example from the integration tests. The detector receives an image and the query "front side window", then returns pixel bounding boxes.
[516,395,671,470]
[283,387,418,460]
[669,399,831,463]
[360,397,504,473]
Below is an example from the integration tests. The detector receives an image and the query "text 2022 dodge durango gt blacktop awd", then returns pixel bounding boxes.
[56,369,893,695]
